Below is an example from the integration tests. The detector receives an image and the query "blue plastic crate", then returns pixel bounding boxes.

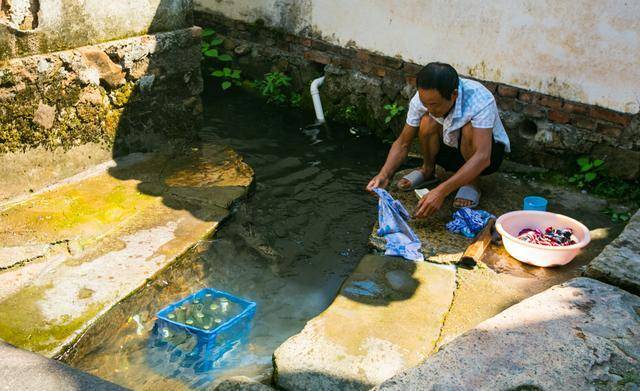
[150,288,256,373]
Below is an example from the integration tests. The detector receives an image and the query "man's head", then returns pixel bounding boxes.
[416,62,459,117]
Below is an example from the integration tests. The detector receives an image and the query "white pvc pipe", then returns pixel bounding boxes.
[310,76,326,124]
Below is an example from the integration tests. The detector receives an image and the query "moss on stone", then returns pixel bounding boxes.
[109,82,135,108]
[0,70,15,87]
[0,283,105,353]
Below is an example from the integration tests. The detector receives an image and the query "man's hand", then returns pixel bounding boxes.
[414,186,446,218]
[366,173,389,192]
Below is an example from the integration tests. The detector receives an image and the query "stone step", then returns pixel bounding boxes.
[273,255,457,391]
[0,340,127,391]
[586,209,640,295]
[376,277,640,390]
[0,144,253,357]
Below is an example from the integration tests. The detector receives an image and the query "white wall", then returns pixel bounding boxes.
[197,0,640,114]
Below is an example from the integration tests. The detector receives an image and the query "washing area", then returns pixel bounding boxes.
[1,1,640,390]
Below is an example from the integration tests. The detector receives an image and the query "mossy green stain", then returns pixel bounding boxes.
[0,72,112,153]
[0,283,105,353]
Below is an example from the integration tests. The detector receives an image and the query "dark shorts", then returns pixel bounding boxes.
[435,134,505,175]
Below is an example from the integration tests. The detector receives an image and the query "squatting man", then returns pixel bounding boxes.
[366,62,511,217]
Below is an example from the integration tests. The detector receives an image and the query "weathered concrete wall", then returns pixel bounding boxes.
[0,0,193,61]
[197,0,640,114]
[0,27,203,202]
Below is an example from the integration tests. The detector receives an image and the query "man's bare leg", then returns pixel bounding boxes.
[397,115,442,190]
[454,122,484,207]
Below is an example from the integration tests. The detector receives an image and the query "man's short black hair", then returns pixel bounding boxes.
[416,62,459,100]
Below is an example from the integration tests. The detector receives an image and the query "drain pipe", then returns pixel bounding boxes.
[310,76,326,125]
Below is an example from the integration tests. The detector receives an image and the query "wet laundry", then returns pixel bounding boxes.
[446,207,495,238]
[517,227,576,246]
[373,188,424,261]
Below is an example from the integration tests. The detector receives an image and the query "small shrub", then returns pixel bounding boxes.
[290,92,302,107]
[568,157,604,189]
[201,28,242,91]
[255,72,300,106]
[336,105,359,123]
[602,207,632,223]
[383,103,405,124]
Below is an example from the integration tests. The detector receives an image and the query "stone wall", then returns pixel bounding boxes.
[0,0,194,61]
[0,27,203,202]
[195,11,640,179]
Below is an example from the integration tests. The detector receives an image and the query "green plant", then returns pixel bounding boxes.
[290,92,302,107]
[211,68,241,90]
[383,103,405,124]
[337,105,359,123]
[201,28,242,90]
[602,207,632,223]
[568,156,604,189]
[255,72,292,105]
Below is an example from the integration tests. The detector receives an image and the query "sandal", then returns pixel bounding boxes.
[454,185,481,208]
[397,169,439,191]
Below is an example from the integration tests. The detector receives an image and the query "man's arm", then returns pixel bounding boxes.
[414,127,492,217]
[366,123,418,191]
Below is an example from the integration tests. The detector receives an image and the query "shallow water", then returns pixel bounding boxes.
[72,92,390,389]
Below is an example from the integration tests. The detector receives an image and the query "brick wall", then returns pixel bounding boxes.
[197,12,640,179]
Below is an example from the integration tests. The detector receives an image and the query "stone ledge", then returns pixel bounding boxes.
[585,209,640,295]
[376,277,640,390]
[0,144,253,358]
[0,340,126,391]
[273,255,456,391]
[1,27,204,201]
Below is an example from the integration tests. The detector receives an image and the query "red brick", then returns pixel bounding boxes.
[337,46,356,57]
[482,81,498,94]
[332,56,353,69]
[356,49,370,62]
[311,39,334,52]
[374,67,386,78]
[403,62,422,75]
[384,56,404,70]
[538,96,563,110]
[563,101,588,115]
[548,110,570,124]
[358,62,373,74]
[518,91,539,104]
[571,115,597,131]
[369,53,387,66]
[405,76,417,87]
[497,97,523,112]
[301,38,312,47]
[522,104,546,118]
[303,50,331,65]
[596,123,623,139]
[497,85,519,98]
[588,107,632,127]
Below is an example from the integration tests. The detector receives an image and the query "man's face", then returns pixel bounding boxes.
[418,88,458,118]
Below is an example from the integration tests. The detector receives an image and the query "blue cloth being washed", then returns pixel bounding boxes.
[373,188,424,262]
[446,207,495,238]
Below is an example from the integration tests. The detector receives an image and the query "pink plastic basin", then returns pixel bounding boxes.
[495,211,591,267]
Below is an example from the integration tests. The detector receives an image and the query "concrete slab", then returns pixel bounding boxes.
[376,277,640,391]
[273,255,456,390]
[585,209,640,294]
[0,145,253,357]
[0,341,126,391]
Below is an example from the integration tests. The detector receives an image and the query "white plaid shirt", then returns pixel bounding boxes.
[406,78,511,152]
